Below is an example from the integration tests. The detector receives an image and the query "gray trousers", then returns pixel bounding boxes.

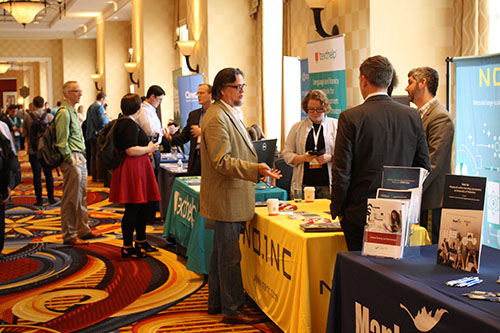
[60,152,91,242]
[208,221,246,316]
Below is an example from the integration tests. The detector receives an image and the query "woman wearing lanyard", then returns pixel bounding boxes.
[283,89,338,198]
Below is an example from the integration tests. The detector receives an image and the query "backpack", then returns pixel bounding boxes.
[36,108,68,169]
[28,111,49,151]
[0,131,14,178]
[97,117,124,171]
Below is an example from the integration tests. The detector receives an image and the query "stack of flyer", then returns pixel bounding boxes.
[380,166,429,225]
[362,166,428,259]
[437,175,486,273]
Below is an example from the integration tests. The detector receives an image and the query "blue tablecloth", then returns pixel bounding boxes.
[327,244,500,332]
[162,177,287,274]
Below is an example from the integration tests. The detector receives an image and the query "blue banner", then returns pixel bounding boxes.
[176,74,203,154]
[177,74,204,128]
[300,59,309,120]
[454,54,500,249]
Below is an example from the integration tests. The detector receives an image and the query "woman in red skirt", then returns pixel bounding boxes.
[109,93,161,258]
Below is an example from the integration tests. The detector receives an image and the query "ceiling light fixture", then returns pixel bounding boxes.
[305,0,339,38]
[0,0,66,27]
[177,40,199,73]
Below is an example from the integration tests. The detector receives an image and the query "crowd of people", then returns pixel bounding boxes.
[0,54,455,325]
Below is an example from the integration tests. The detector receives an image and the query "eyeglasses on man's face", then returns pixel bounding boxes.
[226,84,247,90]
[68,90,82,94]
[308,107,324,113]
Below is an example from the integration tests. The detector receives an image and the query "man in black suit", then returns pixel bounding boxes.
[166,83,212,176]
[330,55,431,251]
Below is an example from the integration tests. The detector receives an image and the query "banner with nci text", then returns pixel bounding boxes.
[454,53,500,249]
[307,35,347,118]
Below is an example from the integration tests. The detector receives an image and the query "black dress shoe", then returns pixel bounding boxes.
[207,306,221,315]
[34,200,43,207]
[222,310,265,325]
[135,241,159,252]
[48,198,56,204]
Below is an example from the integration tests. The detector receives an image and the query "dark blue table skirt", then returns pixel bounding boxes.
[327,244,500,332]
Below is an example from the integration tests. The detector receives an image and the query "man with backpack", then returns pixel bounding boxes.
[85,92,109,182]
[22,96,56,206]
[55,81,101,245]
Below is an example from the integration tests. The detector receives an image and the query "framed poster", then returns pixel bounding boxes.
[2,91,17,108]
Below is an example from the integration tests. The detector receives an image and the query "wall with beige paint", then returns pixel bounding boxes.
[289,0,452,108]
[0,39,63,106]
[62,38,97,110]
[370,0,453,108]
[142,0,177,124]
[186,0,209,81]
[289,0,370,108]
[206,0,261,126]
[104,21,131,118]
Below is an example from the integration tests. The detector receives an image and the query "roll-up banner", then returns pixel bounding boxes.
[454,53,500,249]
[300,58,310,120]
[307,35,347,118]
[177,74,204,128]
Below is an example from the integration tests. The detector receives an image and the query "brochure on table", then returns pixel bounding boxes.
[380,166,429,225]
[437,174,487,273]
[362,198,409,259]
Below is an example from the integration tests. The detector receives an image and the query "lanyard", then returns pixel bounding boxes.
[312,124,322,151]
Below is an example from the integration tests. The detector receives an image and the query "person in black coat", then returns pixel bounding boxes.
[166,84,212,176]
[330,55,431,251]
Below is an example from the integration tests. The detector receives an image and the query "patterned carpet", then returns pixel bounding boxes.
[0,151,281,332]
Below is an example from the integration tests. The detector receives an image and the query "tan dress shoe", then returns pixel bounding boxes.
[63,237,89,245]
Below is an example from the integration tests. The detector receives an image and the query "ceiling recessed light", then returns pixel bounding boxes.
[113,16,118,20]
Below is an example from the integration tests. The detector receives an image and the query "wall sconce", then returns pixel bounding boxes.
[305,0,339,38]
[0,63,11,74]
[91,73,103,91]
[124,62,140,87]
[177,40,199,73]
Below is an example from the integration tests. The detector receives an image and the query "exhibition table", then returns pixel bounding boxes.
[326,244,500,332]
[241,199,431,333]
[158,163,187,219]
[162,177,287,274]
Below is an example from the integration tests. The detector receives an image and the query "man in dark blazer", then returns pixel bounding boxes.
[330,55,431,251]
[200,68,280,325]
[166,83,212,176]
[406,66,454,243]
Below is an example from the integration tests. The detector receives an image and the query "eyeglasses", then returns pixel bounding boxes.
[308,108,324,113]
[68,90,82,94]
[226,84,247,90]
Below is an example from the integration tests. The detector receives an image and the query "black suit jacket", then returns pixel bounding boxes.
[171,108,203,176]
[331,95,431,226]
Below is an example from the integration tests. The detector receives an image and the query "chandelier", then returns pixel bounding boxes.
[0,0,66,27]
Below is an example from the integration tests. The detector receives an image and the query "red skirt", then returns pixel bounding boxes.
[109,154,161,204]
